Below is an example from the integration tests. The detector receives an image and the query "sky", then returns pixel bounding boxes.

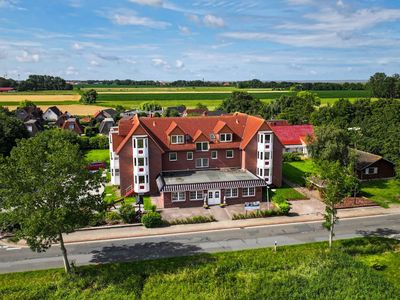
[0,0,400,81]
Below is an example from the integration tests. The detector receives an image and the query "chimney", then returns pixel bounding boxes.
[153,121,156,127]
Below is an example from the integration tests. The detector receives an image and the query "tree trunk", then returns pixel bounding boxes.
[328,212,334,249]
[59,232,71,273]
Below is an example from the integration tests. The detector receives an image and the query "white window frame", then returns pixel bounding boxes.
[196,142,209,152]
[242,187,255,197]
[211,150,218,160]
[225,188,238,198]
[169,152,177,161]
[189,191,203,201]
[220,133,232,142]
[171,135,184,144]
[187,151,193,160]
[226,149,234,159]
[196,158,209,168]
[365,167,378,175]
[172,191,186,202]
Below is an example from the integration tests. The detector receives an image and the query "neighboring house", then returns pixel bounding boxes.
[183,108,208,117]
[43,106,62,122]
[94,109,118,123]
[56,112,71,127]
[0,87,15,93]
[61,118,84,135]
[99,118,115,135]
[355,149,395,181]
[109,113,283,208]
[269,124,314,157]
[15,106,43,122]
[120,109,163,118]
[206,109,227,117]
[165,106,186,116]
[24,119,42,136]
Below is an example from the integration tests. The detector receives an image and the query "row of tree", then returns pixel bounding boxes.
[0,75,73,91]
[368,72,400,98]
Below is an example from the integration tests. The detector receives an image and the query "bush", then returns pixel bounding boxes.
[168,215,216,225]
[79,135,109,150]
[84,127,98,137]
[232,209,275,220]
[283,152,302,162]
[119,203,137,224]
[141,211,163,228]
[105,211,122,225]
[89,212,106,227]
[273,195,291,215]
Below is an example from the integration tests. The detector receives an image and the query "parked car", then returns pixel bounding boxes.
[86,161,107,171]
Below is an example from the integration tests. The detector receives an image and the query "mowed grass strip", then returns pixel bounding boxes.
[360,179,400,207]
[0,238,398,299]
[283,160,315,186]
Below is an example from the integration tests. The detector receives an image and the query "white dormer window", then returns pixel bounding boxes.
[220,133,232,142]
[171,135,184,144]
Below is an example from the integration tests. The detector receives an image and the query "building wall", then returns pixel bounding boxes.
[357,159,395,180]
[272,135,283,187]
[148,139,163,195]
[162,186,263,208]
[119,138,134,196]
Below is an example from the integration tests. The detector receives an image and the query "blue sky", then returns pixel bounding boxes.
[1,0,400,81]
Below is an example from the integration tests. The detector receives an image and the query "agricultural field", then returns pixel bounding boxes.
[0,238,399,299]
[5,104,108,116]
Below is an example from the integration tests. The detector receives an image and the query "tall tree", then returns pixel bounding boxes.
[218,91,264,115]
[0,130,103,273]
[0,108,29,156]
[140,101,162,111]
[80,89,98,104]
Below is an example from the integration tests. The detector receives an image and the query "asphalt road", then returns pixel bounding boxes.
[1,214,399,274]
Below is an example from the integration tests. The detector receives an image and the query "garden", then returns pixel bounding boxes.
[0,237,398,299]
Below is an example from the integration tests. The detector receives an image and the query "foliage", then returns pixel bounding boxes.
[232,197,290,220]
[16,75,73,91]
[119,203,137,224]
[80,89,98,104]
[88,212,106,227]
[368,72,400,98]
[143,196,156,212]
[0,129,103,272]
[0,108,29,156]
[168,215,216,225]
[283,152,302,162]
[218,91,264,115]
[162,108,181,117]
[105,211,122,225]
[141,211,163,228]
[195,102,208,109]
[79,135,109,150]
[84,126,98,137]
[140,101,162,111]
[273,195,291,215]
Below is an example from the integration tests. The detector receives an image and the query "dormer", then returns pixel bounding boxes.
[166,121,185,144]
[193,129,210,151]
[213,120,234,142]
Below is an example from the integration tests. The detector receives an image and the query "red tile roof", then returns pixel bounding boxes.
[115,113,272,154]
[270,124,314,145]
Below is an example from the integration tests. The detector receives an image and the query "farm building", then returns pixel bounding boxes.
[109,113,283,208]
[355,150,395,181]
[0,87,15,92]
[43,106,62,122]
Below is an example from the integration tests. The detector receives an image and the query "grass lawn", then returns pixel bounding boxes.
[84,149,110,166]
[283,160,315,186]
[103,185,119,204]
[271,183,306,201]
[0,237,399,299]
[360,179,400,207]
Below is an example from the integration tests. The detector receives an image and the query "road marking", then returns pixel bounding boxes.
[5,247,22,251]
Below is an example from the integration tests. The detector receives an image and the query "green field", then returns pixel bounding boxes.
[282,160,315,186]
[271,183,306,200]
[0,238,398,299]
[84,149,110,166]
[361,179,400,207]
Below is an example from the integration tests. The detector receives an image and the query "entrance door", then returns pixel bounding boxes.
[208,190,221,205]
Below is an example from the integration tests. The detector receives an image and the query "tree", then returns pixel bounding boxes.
[307,125,351,166]
[163,108,180,117]
[80,89,97,104]
[140,102,162,111]
[196,102,208,110]
[218,91,264,115]
[0,109,29,156]
[0,130,103,273]
[316,161,357,248]
[18,99,36,108]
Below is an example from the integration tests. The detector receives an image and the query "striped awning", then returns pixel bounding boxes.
[157,177,267,192]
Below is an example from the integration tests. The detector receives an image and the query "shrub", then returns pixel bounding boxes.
[119,203,137,224]
[168,215,216,225]
[232,209,275,220]
[141,211,163,228]
[273,195,291,215]
[84,127,98,137]
[89,212,106,227]
[283,152,302,162]
[105,211,122,225]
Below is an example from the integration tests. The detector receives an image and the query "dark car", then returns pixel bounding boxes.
[86,161,107,171]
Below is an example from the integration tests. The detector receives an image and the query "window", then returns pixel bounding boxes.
[265,134,271,143]
[114,155,119,161]
[209,133,216,141]
[190,191,203,200]
[264,169,270,177]
[187,151,193,160]
[220,133,232,142]
[257,168,263,177]
[265,152,270,160]
[138,175,145,184]
[225,188,238,198]
[169,152,177,161]
[69,123,74,130]
[136,138,144,148]
[172,191,186,202]
[115,169,120,176]
[211,150,218,159]
[365,167,378,175]
[27,125,33,132]
[242,187,255,197]
[196,142,209,151]
[226,150,234,159]
[171,135,184,144]
[196,158,209,168]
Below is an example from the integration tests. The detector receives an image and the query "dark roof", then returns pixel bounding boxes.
[167,106,186,114]
[206,109,227,116]
[355,149,393,170]
[46,106,62,116]
[99,118,115,134]
[102,108,118,118]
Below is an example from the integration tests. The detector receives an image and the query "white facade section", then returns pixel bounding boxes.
[132,135,150,193]
[256,131,273,184]
[43,109,59,121]
[109,127,120,185]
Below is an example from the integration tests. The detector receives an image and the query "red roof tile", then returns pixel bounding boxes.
[270,124,314,145]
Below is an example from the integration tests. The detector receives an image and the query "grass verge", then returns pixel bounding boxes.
[360,179,400,207]
[282,159,315,186]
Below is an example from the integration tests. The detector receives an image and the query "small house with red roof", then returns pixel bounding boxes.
[109,113,283,208]
[269,124,314,157]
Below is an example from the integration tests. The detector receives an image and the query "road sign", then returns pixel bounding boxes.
[245,201,260,211]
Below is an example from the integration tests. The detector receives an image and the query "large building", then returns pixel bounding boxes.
[109,113,283,208]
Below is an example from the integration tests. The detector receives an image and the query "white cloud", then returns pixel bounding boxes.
[66,66,78,76]
[90,60,99,66]
[72,41,101,50]
[187,14,200,24]
[129,0,163,7]
[152,58,168,66]
[72,42,83,50]
[0,0,25,10]
[203,14,225,27]
[175,59,184,69]
[68,0,83,8]
[179,25,191,35]
[16,50,39,62]
[110,10,171,29]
